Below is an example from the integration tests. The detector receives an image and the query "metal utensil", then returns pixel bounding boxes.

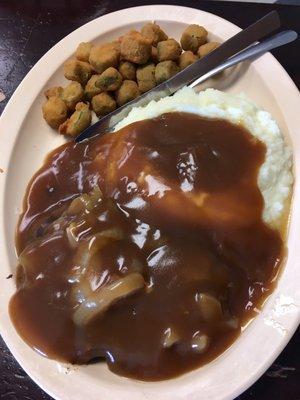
[76,11,281,142]
[190,30,297,88]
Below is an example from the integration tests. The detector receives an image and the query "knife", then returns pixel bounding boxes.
[76,11,280,143]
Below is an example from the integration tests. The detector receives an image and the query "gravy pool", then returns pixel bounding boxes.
[10,112,283,380]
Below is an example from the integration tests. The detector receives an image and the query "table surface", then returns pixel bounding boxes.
[0,1,299,399]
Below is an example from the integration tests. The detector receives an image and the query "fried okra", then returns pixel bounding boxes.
[89,43,120,74]
[59,102,91,137]
[198,42,220,58]
[44,86,63,99]
[84,75,103,100]
[75,42,93,62]
[42,96,68,129]
[118,61,136,80]
[150,46,158,63]
[45,82,83,110]
[155,61,179,84]
[64,59,93,85]
[157,39,181,62]
[178,51,198,70]
[95,67,123,91]
[109,40,121,53]
[180,24,208,53]
[136,63,156,93]
[141,22,168,46]
[41,21,219,135]
[91,92,116,117]
[61,81,84,111]
[115,80,140,106]
[120,31,151,64]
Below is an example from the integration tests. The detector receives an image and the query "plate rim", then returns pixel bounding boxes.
[0,5,299,400]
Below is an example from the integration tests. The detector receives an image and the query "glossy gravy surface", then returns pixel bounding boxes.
[10,113,283,380]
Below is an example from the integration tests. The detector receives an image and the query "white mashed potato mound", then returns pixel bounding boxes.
[115,87,293,227]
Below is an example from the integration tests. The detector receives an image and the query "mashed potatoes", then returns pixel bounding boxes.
[115,87,293,227]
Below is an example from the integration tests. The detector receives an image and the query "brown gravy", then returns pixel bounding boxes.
[10,112,283,380]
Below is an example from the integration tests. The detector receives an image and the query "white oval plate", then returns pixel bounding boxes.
[0,5,299,400]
